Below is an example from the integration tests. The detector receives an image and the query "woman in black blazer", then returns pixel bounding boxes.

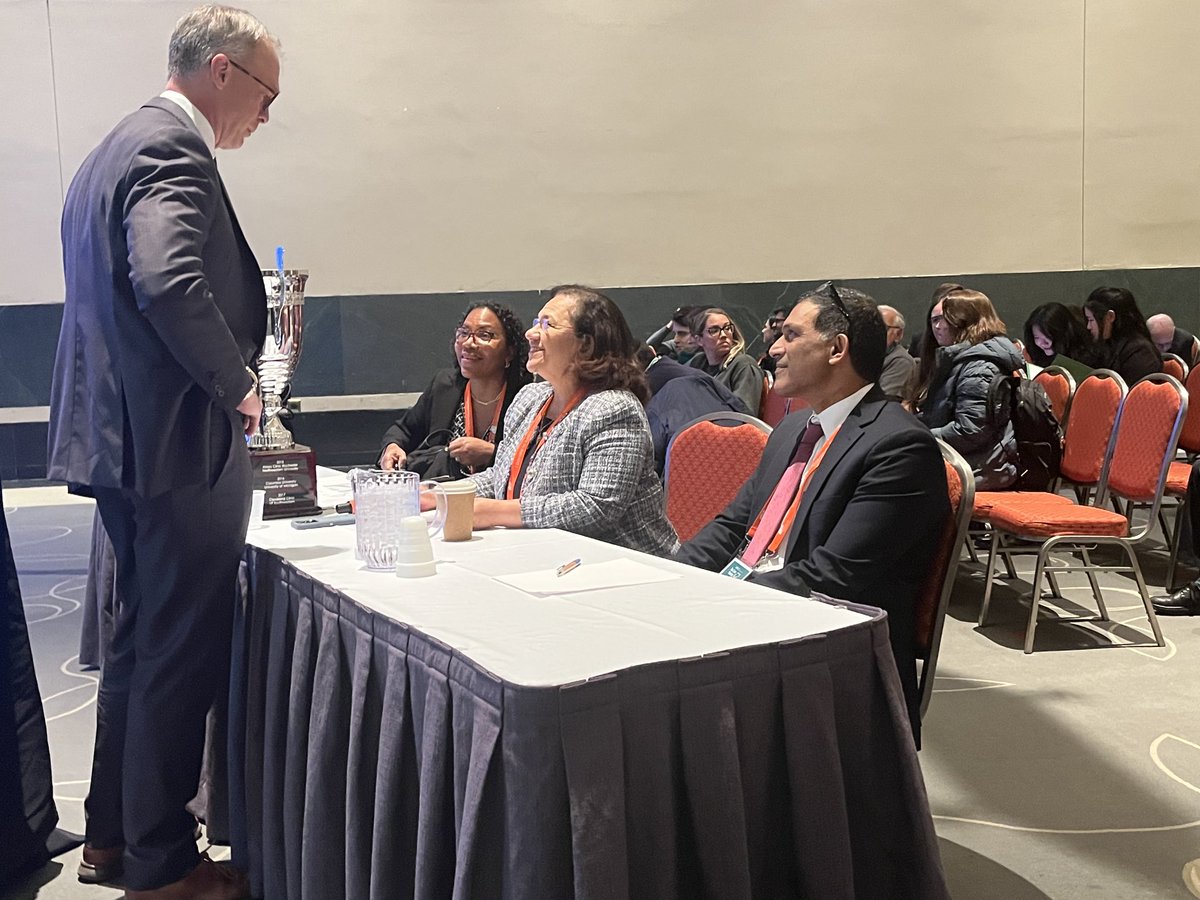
[378,301,530,478]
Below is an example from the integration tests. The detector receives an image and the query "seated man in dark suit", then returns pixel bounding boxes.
[675,283,949,737]
[1147,313,1200,367]
[637,344,750,473]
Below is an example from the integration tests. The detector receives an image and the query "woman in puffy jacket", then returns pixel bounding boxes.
[910,287,1025,489]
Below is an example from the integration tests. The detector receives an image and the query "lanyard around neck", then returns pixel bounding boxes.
[505,388,588,500]
[464,382,506,441]
[743,423,843,559]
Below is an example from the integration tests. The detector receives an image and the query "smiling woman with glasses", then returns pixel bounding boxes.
[688,306,765,416]
[378,301,530,478]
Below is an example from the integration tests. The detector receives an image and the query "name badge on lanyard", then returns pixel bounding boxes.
[719,557,755,580]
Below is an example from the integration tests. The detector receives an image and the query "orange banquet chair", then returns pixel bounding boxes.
[1162,352,1188,384]
[914,441,975,720]
[1033,365,1076,427]
[664,413,772,542]
[976,374,1185,653]
[759,383,793,428]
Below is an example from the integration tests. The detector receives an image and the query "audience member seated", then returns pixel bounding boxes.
[378,302,530,478]
[757,306,790,375]
[636,343,750,473]
[462,285,678,555]
[1083,287,1162,384]
[877,304,917,401]
[1023,302,1099,380]
[688,307,765,416]
[1147,313,1200,368]
[911,287,1024,490]
[646,305,702,365]
[1153,459,1200,617]
[675,283,948,737]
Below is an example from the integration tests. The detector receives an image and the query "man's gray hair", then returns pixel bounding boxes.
[168,5,278,79]
[878,304,905,332]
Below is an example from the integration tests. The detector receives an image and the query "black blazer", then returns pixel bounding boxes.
[676,388,949,734]
[48,97,266,498]
[378,368,517,475]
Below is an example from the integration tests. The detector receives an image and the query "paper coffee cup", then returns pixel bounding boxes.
[440,480,477,542]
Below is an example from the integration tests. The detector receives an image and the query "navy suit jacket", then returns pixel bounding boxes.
[48,97,266,498]
[676,387,949,734]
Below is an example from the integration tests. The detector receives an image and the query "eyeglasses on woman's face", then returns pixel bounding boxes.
[530,315,571,332]
[454,327,499,344]
[705,323,736,337]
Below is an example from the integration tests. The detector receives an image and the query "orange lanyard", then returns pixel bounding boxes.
[464,382,506,441]
[743,424,843,558]
[505,389,588,500]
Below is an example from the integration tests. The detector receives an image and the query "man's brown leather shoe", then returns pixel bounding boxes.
[123,857,249,900]
[77,844,123,885]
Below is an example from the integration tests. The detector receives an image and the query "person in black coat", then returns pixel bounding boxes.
[378,301,530,478]
[1083,287,1162,385]
[0,480,82,890]
[638,347,749,473]
[912,287,1024,490]
[676,285,948,739]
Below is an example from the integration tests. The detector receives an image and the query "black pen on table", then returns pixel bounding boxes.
[556,558,581,577]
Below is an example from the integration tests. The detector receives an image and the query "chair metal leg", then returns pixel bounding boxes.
[980,528,1000,626]
[1002,549,1017,580]
[1079,546,1109,621]
[1127,543,1165,648]
[1024,547,1050,654]
[1166,495,1187,592]
[1046,570,1064,599]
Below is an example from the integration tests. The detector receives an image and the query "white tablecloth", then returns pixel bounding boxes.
[246,468,870,686]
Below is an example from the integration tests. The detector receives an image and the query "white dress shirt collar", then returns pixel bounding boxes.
[159,90,216,156]
[813,382,875,443]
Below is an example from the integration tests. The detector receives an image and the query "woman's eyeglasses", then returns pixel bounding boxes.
[454,328,499,344]
[705,323,736,337]
[530,316,570,332]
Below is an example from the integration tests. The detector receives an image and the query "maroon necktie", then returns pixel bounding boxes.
[741,417,824,567]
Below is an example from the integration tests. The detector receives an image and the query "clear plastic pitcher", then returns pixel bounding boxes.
[349,469,447,570]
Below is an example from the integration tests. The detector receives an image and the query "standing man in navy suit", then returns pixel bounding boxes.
[675,285,948,739]
[47,6,279,897]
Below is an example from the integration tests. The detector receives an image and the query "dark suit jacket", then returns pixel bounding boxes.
[48,97,266,498]
[378,368,519,476]
[645,357,748,472]
[676,388,949,734]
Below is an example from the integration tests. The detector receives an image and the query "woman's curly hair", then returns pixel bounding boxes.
[458,300,532,395]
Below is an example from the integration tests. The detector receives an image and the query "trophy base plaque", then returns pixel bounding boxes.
[250,445,320,519]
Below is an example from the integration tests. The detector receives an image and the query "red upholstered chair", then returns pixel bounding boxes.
[1162,353,1188,383]
[915,441,975,720]
[1033,365,1076,426]
[759,385,793,428]
[976,374,1186,653]
[664,413,772,542]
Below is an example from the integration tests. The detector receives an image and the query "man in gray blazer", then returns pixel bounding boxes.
[47,6,279,897]
[676,286,948,741]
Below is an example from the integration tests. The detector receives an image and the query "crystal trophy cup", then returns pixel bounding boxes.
[249,268,320,519]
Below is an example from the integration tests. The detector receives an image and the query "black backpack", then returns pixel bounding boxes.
[987,372,1064,490]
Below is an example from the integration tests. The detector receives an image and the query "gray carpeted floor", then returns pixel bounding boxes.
[3,487,1199,899]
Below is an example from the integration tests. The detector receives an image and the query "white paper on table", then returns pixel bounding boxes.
[494,557,681,595]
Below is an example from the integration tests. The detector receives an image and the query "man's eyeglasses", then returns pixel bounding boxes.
[886,324,904,333]
[454,328,499,344]
[766,317,784,329]
[705,323,736,337]
[227,57,279,111]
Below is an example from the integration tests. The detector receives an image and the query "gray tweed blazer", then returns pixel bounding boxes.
[470,382,679,556]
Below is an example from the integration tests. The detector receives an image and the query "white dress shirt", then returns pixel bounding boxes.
[159,90,216,156]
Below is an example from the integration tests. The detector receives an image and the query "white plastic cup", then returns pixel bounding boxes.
[394,515,437,578]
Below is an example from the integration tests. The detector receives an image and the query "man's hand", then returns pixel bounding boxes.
[380,443,407,471]
[237,389,263,438]
[447,436,494,469]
